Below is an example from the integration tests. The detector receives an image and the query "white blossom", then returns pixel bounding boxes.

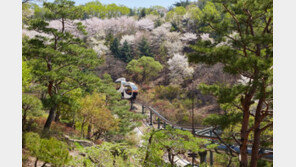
[82,16,137,37]
[88,37,110,57]
[151,24,170,45]
[180,32,198,42]
[22,29,52,39]
[48,20,84,38]
[238,75,252,85]
[145,14,158,21]
[166,32,181,42]
[164,41,184,56]
[200,33,214,44]
[120,34,135,45]
[93,42,109,58]
[167,53,194,84]
[136,18,154,31]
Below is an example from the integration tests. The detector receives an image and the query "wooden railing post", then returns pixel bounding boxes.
[209,130,214,166]
[198,151,207,165]
[142,105,145,114]
[157,118,160,129]
[149,109,153,126]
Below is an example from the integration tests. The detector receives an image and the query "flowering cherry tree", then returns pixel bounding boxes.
[180,32,198,42]
[120,35,136,45]
[164,41,184,56]
[167,53,194,84]
[136,18,154,31]
[82,16,137,37]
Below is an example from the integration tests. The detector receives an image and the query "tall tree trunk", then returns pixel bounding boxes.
[34,157,38,167]
[240,105,250,167]
[22,111,27,148]
[22,111,27,131]
[72,113,76,130]
[44,105,56,130]
[54,106,60,122]
[250,126,261,167]
[87,124,92,139]
[250,80,266,167]
[191,92,195,135]
[81,121,85,138]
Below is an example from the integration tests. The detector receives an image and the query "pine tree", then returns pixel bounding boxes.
[126,56,163,83]
[110,37,120,59]
[138,37,153,58]
[120,40,133,63]
[188,1,273,166]
[22,0,102,131]
[139,8,146,19]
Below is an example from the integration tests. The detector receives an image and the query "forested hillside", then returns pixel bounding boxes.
[22,0,273,166]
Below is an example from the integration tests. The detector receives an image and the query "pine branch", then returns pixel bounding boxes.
[259,123,273,132]
[212,128,239,157]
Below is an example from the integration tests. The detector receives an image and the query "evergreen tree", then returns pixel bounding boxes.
[110,37,121,59]
[138,37,153,58]
[22,0,102,131]
[120,40,133,63]
[188,1,273,166]
[98,74,143,140]
[174,0,190,8]
[126,56,163,83]
[139,8,146,19]
[129,8,135,16]
[105,32,114,46]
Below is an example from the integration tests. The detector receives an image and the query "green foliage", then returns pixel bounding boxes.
[154,85,181,102]
[23,0,103,130]
[78,92,118,139]
[32,3,51,20]
[126,56,163,83]
[174,0,191,8]
[22,94,43,118]
[215,153,240,167]
[22,2,33,26]
[81,1,130,19]
[138,38,153,58]
[24,132,71,166]
[59,88,83,124]
[144,127,209,166]
[188,0,273,165]
[199,83,245,104]
[139,8,147,19]
[43,0,83,20]
[166,6,186,31]
[110,37,121,58]
[22,60,32,90]
[98,75,144,140]
[120,40,134,63]
[203,112,242,130]
[24,132,41,156]
[74,142,140,166]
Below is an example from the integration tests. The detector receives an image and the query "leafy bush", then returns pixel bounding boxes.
[154,85,181,102]
[24,132,71,166]
[74,142,140,167]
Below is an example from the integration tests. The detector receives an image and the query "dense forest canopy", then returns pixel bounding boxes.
[22,0,272,167]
